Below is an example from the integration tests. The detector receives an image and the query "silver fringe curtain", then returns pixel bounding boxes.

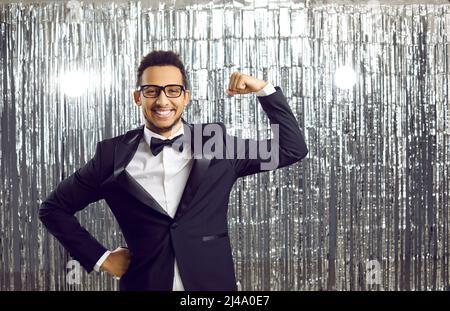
[0,0,449,290]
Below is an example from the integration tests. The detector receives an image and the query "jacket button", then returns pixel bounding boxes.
[171,222,178,229]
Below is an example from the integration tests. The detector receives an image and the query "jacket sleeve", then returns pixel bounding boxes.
[225,86,308,178]
[39,141,109,272]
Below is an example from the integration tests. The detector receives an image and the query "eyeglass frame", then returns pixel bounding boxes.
[138,84,186,98]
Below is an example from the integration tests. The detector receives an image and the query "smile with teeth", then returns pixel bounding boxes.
[152,108,175,119]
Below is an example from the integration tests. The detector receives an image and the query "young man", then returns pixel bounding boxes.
[39,50,308,290]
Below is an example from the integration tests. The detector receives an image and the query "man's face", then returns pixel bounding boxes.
[134,65,190,136]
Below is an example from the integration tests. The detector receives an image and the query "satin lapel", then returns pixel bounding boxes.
[174,121,212,220]
[112,125,170,218]
[113,125,143,175]
[116,170,170,217]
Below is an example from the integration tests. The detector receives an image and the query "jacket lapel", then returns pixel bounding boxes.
[112,125,170,218]
[110,122,212,220]
[173,121,212,220]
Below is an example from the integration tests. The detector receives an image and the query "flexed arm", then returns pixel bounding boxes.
[225,72,308,177]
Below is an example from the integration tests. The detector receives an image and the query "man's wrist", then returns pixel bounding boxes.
[256,82,276,97]
[94,250,112,272]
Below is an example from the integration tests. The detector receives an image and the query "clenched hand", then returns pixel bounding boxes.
[227,72,267,96]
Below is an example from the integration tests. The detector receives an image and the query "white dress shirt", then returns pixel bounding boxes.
[94,83,276,290]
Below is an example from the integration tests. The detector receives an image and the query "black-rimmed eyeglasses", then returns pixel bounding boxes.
[139,84,185,98]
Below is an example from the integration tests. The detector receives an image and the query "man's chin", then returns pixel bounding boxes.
[146,117,181,133]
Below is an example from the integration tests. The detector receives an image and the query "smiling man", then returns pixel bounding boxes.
[39,50,308,291]
[135,63,189,137]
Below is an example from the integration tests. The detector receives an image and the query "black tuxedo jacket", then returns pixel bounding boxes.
[39,87,308,290]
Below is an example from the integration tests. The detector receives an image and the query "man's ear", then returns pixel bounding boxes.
[133,90,141,106]
[183,89,190,107]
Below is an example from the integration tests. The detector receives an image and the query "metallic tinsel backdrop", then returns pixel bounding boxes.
[0,0,449,290]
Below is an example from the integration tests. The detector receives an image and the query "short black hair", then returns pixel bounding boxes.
[136,50,189,90]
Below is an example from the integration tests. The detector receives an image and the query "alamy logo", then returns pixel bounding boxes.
[174,123,280,171]
[365,259,381,286]
[66,259,81,285]
[66,0,82,23]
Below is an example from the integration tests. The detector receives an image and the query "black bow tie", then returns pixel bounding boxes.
[150,134,184,156]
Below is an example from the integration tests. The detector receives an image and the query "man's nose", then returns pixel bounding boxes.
[156,89,170,103]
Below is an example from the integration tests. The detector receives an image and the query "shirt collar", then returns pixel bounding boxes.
[143,122,184,148]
